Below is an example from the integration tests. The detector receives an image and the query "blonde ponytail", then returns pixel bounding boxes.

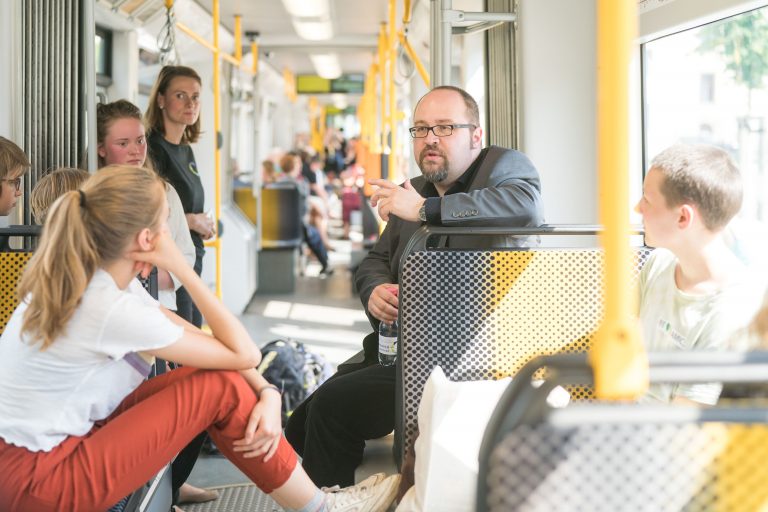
[18,165,165,349]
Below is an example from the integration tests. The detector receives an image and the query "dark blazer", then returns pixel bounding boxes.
[355,145,544,341]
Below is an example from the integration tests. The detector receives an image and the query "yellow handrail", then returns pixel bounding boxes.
[211,0,222,298]
[589,0,647,399]
[398,31,430,89]
[176,21,217,53]
[251,40,258,75]
[234,15,242,63]
[176,20,254,76]
[403,0,412,25]
[283,69,297,102]
[378,23,388,153]
[388,0,397,181]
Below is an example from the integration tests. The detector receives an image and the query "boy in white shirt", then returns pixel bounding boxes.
[636,144,764,405]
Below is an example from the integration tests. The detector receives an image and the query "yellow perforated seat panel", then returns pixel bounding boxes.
[0,252,32,334]
[399,248,651,456]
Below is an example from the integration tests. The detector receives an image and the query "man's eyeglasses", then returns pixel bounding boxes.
[1,178,21,191]
[408,124,476,138]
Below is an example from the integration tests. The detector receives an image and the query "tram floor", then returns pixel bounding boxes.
[186,238,398,503]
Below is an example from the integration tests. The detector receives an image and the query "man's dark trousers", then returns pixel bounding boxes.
[284,341,395,487]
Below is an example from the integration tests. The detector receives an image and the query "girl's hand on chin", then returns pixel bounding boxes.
[129,228,185,275]
[133,260,154,279]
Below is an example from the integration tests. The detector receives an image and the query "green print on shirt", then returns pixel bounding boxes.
[188,162,199,176]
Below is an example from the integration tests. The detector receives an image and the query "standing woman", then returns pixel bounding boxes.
[145,66,215,328]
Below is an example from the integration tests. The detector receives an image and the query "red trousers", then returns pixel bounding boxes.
[0,367,297,512]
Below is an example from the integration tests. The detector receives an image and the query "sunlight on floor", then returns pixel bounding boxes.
[263,300,368,326]
[268,323,366,346]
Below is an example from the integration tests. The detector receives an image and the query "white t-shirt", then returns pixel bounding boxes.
[638,249,764,405]
[0,269,184,452]
[160,185,196,310]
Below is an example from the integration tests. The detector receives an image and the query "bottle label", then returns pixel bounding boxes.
[379,335,397,356]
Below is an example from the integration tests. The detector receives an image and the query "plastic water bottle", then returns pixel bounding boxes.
[378,320,398,366]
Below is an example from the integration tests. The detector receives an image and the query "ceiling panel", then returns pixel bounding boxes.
[194,0,399,76]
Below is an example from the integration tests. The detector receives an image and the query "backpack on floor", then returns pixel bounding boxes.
[258,339,334,425]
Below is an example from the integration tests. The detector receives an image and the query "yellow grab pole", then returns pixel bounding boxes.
[176,22,217,53]
[398,31,430,89]
[388,0,397,181]
[211,0,222,298]
[251,40,258,75]
[378,23,388,153]
[403,0,412,24]
[589,0,646,399]
[234,15,242,63]
[319,106,326,155]
[220,52,240,66]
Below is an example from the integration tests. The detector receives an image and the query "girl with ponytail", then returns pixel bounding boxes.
[0,165,399,512]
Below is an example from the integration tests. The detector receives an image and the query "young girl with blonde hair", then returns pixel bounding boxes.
[0,165,398,512]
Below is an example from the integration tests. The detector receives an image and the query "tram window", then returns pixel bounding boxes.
[642,6,768,223]
[95,27,112,87]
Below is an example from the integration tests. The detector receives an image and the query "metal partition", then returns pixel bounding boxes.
[21,0,93,224]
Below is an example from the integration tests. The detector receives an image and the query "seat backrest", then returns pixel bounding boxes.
[0,226,41,335]
[233,187,258,225]
[0,252,34,334]
[261,183,302,249]
[397,247,652,460]
[478,352,768,512]
[485,401,768,512]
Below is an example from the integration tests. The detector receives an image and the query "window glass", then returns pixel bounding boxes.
[642,6,768,226]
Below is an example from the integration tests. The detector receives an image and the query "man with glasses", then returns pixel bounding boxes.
[0,137,30,217]
[285,85,544,488]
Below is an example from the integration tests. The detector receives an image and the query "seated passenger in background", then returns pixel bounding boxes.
[281,151,333,275]
[0,137,30,217]
[635,144,765,405]
[262,159,279,184]
[30,168,90,224]
[284,85,544,488]
[0,165,399,512]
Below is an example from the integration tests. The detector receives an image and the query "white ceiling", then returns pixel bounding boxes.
[194,0,404,76]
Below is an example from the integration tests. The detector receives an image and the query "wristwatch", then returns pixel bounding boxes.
[418,203,427,222]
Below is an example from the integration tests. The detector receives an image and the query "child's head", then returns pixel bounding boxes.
[636,144,742,248]
[19,165,166,349]
[31,168,91,224]
[97,100,147,168]
[280,152,301,178]
[0,136,31,215]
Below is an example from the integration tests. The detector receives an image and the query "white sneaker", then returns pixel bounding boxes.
[324,474,400,512]
[321,473,387,494]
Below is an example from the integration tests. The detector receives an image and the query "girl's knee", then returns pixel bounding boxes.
[203,370,255,399]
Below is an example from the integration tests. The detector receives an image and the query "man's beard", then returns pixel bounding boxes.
[418,146,449,183]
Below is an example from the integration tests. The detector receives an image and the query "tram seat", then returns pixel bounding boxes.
[258,182,303,294]
[477,352,768,512]
[0,251,33,334]
[0,226,41,334]
[233,186,258,225]
[396,226,650,465]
